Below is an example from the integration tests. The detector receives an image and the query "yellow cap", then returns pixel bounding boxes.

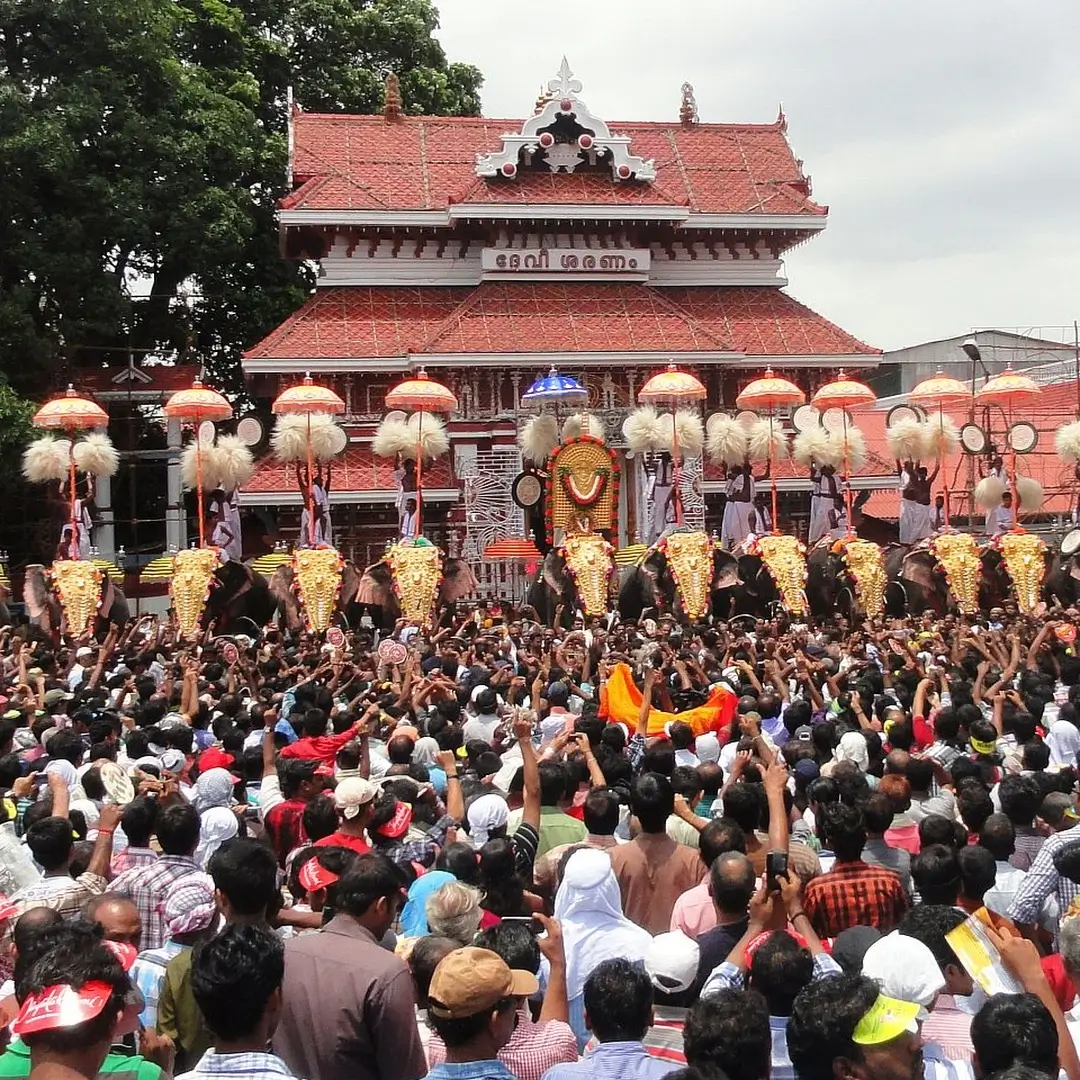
[852,994,921,1046]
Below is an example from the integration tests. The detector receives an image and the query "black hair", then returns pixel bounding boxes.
[208,837,279,916]
[970,993,1058,1079]
[979,813,1016,861]
[436,842,480,885]
[278,758,318,799]
[156,802,201,856]
[478,838,528,918]
[958,785,995,834]
[958,844,998,903]
[120,796,158,849]
[999,775,1041,828]
[684,988,771,1080]
[335,853,408,917]
[26,816,74,871]
[897,904,966,971]
[191,923,284,1042]
[918,813,961,850]
[301,795,338,843]
[46,729,83,765]
[699,819,747,867]
[720,783,764,835]
[582,788,620,836]
[709,852,756,917]
[911,844,961,906]
[475,920,540,976]
[905,756,933,793]
[630,772,675,834]
[538,761,569,807]
[583,958,654,1043]
[787,973,881,1080]
[671,765,703,800]
[408,936,460,1008]
[819,803,866,862]
[11,908,65,992]
[748,932,813,1018]
[861,791,894,834]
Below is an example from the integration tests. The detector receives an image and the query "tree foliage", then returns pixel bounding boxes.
[0,0,482,394]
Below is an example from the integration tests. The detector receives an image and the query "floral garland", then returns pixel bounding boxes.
[929,531,980,614]
[544,436,620,543]
[993,530,1046,616]
[749,534,808,615]
[559,467,608,506]
[660,531,714,621]
[560,530,615,616]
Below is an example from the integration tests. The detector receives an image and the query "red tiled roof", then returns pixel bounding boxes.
[287,114,824,216]
[415,283,730,355]
[246,448,455,494]
[243,284,876,361]
[666,288,879,356]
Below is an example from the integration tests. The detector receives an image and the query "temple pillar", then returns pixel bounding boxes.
[166,417,185,551]
[95,472,115,561]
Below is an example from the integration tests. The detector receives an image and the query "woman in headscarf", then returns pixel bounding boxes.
[399,870,455,939]
[194,806,238,869]
[554,848,653,1049]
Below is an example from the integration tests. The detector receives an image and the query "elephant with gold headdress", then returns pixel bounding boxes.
[23,563,130,639]
[527,522,616,628]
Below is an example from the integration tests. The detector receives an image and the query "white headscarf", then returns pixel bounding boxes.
[467,793,508,847]
[834,730,870,772]
[1047,720,1080,768]
[554,848,653,999]
[862,930,943,1009]
[194,806,238,868]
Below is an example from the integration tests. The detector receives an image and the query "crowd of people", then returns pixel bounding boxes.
[1,599,1080,1080]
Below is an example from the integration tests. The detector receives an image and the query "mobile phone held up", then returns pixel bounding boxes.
[765,851,789,893]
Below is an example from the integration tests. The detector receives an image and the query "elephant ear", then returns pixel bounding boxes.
[712,550,742,590]
[23,565,48,619]
[543,551,567,596]
[442,559,479,603]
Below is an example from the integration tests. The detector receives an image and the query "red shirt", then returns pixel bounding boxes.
[279,725,359,767]
[314,831,371,855]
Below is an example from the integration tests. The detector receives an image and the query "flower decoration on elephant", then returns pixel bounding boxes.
[746,533,808,616]
[544,434,619,544]
[829,536,886,618]
[928,532,980,614]
[992,530,1046,616]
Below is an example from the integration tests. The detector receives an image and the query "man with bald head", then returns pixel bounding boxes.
[695,851,757,984]
[84,894,142,947]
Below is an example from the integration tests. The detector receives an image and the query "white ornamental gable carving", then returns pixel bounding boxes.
[475,58,657,183]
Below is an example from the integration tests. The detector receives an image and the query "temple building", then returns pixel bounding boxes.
[241,61,880,589]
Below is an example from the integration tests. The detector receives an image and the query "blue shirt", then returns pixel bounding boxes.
[542,1042,680,1080]
[424,1063,519,1080]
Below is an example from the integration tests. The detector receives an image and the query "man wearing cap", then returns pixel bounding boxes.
[423,946,539,1080]
[276,854,425,1080]
[314,776,378,856]
[68,647,96,692]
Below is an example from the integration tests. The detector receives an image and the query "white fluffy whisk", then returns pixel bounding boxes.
[181,442,220,492]
[518,413,559,466]
[792,428,837,468]
[407,412,450,461]
[1056,420,1080,463]
[705,415,748,466]
[623,406,664,455]
[657,411,705,460]
[561,413,606,442]
[827,427,866,473]
[919,416,960,460]
[974,475,1005,509]
[22,437,72,484]
[373,416,414,459]
[271,414,309,462]
[885,418,924,463]
[208,435,254,492]
[72,433,119,478]
[1016,476,1044,512]
[746,417,788,464]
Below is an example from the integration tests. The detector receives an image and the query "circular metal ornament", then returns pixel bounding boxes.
[792,404,820,432]
[960,423,988,454]
[197,420,217,447]
[821,408,848,433]
[1007,422,1038,454]
[236,416,264,447]
[886,404,924,428]
[385,410,408,425]
[1061,528,1080,557]
[327,425,349,455]
[706,412,732,435]
[511,472,543,509]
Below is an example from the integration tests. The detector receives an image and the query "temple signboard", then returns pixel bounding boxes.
[480,247,651,277]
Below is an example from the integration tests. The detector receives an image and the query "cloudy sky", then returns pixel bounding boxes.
[435,0,1080,353]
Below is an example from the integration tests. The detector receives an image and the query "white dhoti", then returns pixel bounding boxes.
[904,503,933,544]
[721,501,754,550]
[650,484,674,546]
[808,496,832,544]
[899,499,923,544]
[298,509,327,549]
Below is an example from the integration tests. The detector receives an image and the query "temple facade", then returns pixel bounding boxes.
[242,61,880,591]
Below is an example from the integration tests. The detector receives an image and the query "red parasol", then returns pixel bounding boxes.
[975,370,1041,528]
[33,387,110,559]
[385,369,457,539]
[273,375,346,547]
[811,371,877,536]
[164,380,234,547]
[909,370,969,528]
[638,364,707,526]
[483,538,543,561]
[737,369,805,533]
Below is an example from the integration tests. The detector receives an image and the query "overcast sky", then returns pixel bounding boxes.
[435,0,1080,353]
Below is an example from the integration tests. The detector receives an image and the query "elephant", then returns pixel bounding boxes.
[884,544,951,616]
[22,563,130,639]
[203,561,278,637]
[268,561,364,634]
[1043,539,1080,608]
[806,541,891,622]
[347,557,478,631]
[616,543,742,624]
[527,549,619,629]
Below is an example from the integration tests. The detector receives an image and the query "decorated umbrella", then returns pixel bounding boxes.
[637,364,707,526]
[811,371,877,535]
[736,368,805,533]
[520,367,588,408]
[32,387,109,560]
[272,374,346,548]
[909,369,968,529]
[386,369,458,537]
[250,551,293,577]
[139,555,176,584]
[164,380,233,548]
[482,538,543,561]
[975,369,1041,530]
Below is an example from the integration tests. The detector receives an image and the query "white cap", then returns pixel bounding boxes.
[861,930,943,1012]
[695,732,721,764]
[645,930,700,994]
[334,776,377,819]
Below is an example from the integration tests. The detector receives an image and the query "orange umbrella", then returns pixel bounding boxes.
[811,371,877,536]
[273,375,345,547]
[638,364,706,525]
[33,387,110,559]
[386,370,457,539]
[976,370,1041,528]
[910,370,969,528]
[165,380,234,547]
[483,538,542,560]
[737,369,805,532]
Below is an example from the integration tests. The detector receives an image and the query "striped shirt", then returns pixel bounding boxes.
[1008,826,1080,931]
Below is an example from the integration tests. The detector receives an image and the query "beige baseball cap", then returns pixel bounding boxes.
[428,947,538,1020]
